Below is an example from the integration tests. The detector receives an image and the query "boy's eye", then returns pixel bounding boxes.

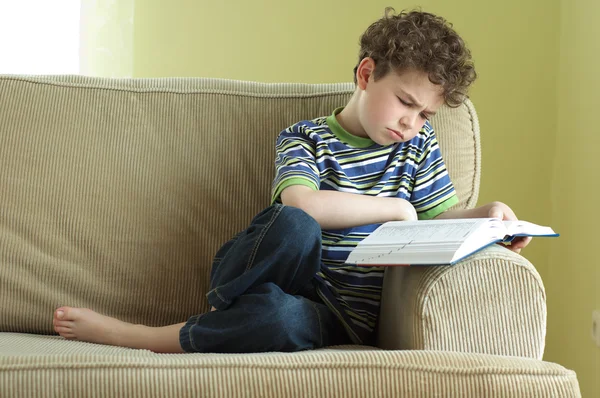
[397,96,411,106]
[398,96,429,120]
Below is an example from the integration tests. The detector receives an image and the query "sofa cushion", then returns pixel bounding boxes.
[0,332,580,398]
[0,75,479,332]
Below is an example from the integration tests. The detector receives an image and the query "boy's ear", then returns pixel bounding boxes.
[356,57,375,90]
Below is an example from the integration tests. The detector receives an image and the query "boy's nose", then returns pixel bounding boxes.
[399,114,416,130]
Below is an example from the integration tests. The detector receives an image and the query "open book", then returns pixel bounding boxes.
[346,218,558,266]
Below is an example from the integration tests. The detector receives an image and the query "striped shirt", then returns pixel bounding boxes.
[271,107,458,345]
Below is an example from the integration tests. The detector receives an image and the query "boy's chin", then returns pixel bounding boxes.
[373,138,399,146]
[371,133,403,146]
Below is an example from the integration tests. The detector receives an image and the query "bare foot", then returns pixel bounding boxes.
[211,306,217,312]
[52,307,187,353]
[53,307,135,346]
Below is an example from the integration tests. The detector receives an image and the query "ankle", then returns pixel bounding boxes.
[113,323,148,349]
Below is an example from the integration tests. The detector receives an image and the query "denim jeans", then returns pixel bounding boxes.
[179,204,351,353]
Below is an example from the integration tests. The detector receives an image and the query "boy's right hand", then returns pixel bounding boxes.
[395,198,418,221]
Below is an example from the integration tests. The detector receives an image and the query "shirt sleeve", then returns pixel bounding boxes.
[271,124,320,204]
[410,126,459,220]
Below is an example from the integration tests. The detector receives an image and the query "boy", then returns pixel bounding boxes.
[52,8,531,353]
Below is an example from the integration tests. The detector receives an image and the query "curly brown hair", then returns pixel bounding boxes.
[354,8,476,107]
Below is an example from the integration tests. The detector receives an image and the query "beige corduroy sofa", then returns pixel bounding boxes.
[0,75,580,397]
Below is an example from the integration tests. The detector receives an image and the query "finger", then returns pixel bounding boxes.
[505,207,518,220]
[488,206,503,219]
[497,243,520,254]
[511,236,532,249]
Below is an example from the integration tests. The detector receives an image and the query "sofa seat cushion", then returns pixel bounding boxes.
[0,332,580,398]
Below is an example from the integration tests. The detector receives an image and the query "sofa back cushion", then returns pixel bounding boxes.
[0,75,480,332]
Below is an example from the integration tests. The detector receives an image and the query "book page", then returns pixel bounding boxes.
[503,220,557,236]
[360,219,491,246]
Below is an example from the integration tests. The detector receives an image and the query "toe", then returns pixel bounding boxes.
[55,325,76,334]
[54,322,72,332]
[54,320,74,328]
[55,326,69,334]
[54,307,68,321]
[55,306,83,321]
[56,329,76,339]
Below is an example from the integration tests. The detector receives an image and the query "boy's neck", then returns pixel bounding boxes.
[335,90,369,139]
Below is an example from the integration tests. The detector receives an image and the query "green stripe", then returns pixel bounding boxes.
[271,177,318,204]
[418,194,459,220]
[326,107,375,148]
[412,184,455,207]
[277,139,315,155]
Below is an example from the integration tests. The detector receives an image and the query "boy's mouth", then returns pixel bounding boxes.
[386,128,404,140]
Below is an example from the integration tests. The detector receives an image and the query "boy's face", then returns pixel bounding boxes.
[355,58,444,146]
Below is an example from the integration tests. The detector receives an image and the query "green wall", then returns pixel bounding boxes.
[125,0,597,394]
[547,0,600,396]
[132,0,559,277]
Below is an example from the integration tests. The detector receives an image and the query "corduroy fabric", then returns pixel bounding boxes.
[0,74,478,333]
[0,333,580,398]
[378,245,547,360]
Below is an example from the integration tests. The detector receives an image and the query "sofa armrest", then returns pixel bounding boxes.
[376,245,546,359]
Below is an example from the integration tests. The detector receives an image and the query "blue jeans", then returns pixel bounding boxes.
[179,204,351,353]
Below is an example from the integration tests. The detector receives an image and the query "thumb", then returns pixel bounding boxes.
[489,206,503,219]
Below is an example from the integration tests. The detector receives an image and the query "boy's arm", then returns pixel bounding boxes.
[281,185,417,230]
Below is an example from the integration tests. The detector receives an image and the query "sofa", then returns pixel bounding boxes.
[0,75,580,397]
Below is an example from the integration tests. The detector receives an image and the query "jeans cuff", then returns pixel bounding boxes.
[206,287,231,311]
[179,314,202,353]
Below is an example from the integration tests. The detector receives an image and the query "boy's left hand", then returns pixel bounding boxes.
[487,202,532,254]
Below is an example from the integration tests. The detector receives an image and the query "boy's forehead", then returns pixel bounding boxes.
[388,69,439,89]
[386,69,445,109]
